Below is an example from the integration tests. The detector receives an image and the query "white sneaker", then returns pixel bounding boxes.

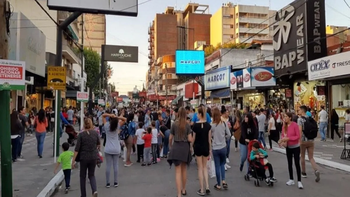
[226,158,230,164]
[225,165,227,171]
[298,181,303,189]
[225,164,231,169]
[16,158,25,162]
[286,180,295,186]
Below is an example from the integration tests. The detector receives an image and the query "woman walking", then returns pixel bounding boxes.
[168,107,193,197]
[124,113,136,167]
[232,110,242,152]
[35,109,48,158]
[102,113,124,188]
[330,109,342,142]
[279,112,303,189]
[267,112,279,150]
[239,113,257,173]
[192,106,211,195]
[211,108,231,190]
[220,106,232,169]
[72,118,100,197]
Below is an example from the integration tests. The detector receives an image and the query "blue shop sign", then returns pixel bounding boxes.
[204,66,231,91]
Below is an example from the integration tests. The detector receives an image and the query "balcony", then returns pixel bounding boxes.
[239,17,268,24]
[62,38,81,64]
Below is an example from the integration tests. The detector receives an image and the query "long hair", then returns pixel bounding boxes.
[331,109,339,119]
[110,117,119,132]
[235,110,242,122]
[198,106,206,120]
[10,111,19,130]
[37,109,46,123]
[283,112,293,134]
[127,113,134,123]
[212,108,222,125]
[221,105,227,115]
[244,113,254,128]
[84,118,93,130]
[177,107,187,139]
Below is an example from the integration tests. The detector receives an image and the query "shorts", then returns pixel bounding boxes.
[194,145,210,157]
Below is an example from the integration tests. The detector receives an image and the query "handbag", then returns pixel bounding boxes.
[233,120,241,140]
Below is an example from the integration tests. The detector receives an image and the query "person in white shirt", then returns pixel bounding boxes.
[151,121,158,164]
[318,106,328,141]
[267,113,278,150]
[135,122,145,163]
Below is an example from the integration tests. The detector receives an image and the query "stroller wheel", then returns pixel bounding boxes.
[254,180,260,187]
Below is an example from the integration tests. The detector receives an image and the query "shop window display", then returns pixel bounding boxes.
[243,93,265,110]
[332,84,350,128]
[294,81,325,113]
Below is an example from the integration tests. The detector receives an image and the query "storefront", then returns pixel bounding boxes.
[205,66,231,104]
[308,51,350,127]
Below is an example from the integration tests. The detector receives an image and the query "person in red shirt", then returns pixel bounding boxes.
[142,127,152,166]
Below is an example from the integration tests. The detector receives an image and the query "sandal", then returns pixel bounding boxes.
[197,189,205,196]
[182,190,187,195]
[214,184,221,190]
[223,182,228,190]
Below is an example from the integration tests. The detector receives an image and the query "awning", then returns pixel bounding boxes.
[68,25,78,41]
[171,95,183,105]
[209,88,230,99]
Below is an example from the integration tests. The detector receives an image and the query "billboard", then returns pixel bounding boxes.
[47,0,138,17]
[251,67,276,87]
[175,50,205,75]
[242,68,251,88]
[236,70,243,89]
[204,66,230,91]
[308,51,350,81]
[103,45,138,63]
[273,0,326,77]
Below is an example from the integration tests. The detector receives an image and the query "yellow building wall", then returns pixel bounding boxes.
[210,8,223,47]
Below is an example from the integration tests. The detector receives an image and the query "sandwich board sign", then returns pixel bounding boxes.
[47,66,66,91]
[0,59,25,90]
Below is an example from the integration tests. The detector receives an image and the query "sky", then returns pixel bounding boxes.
[106,0,350,95]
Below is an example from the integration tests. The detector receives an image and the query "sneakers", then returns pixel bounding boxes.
[286,180,295,186]
[269,177,277,182]
[114,182,119,187]
[65,189,69,194]
[225,165,227,171]
[298,181,303,189]
[226,158,230,164]
[106,184,110,188]
[16,158,25,162]
[225,163,231,169]
[315,171,321,182]
[301,172,307,178]
[93,191,98,197]
[124,162,133,167]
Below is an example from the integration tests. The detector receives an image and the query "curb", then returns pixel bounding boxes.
[273,146,350,173]
[36,170,64,197]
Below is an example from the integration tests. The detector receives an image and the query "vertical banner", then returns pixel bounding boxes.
[236,70,243,89]
[243,68,251,88]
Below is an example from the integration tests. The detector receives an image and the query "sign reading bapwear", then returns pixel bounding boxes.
[47,66,66,91]
[77,92,89,102]
[0,59,25,90]
[308,51,350,81]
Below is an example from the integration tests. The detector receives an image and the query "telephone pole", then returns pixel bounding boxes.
[0,0,14,196]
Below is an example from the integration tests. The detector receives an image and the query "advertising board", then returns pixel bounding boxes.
[176,50,205,75]
[0,59,25,90]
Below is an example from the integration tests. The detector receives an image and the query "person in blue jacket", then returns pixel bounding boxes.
[191,104,212,124]
[60,111,70,137]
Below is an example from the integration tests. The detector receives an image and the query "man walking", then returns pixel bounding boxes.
[298,105,321,182]
[18,106,29,161]
[318,106,328,141]
[257,109,267,148]
[67,106,74,124]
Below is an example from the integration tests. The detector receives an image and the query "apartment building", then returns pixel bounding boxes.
[80,14,106,55]
[147,3,211,102]
[211,2,274,46]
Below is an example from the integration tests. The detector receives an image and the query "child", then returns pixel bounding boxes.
[142,127,152,166]
[135,122,145,163]
[151,121,158,164]
[250,142,276,183]
[54,142,74,194]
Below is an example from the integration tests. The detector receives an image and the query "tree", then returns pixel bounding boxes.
[84,48,100,91]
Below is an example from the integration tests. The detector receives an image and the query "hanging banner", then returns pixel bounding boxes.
[243,68,251,88]
[230,72,237,90]
[236,70,243,89]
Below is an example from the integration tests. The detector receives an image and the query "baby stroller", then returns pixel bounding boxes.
[65,125,78,146]
[244,140,274,187]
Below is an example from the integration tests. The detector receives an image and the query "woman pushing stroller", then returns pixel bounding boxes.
[250,141,277,184]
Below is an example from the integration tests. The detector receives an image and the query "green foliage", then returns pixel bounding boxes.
[204,42,250,57]
[84,48,100,89]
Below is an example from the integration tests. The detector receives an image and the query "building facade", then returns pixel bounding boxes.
[80,14,106,55]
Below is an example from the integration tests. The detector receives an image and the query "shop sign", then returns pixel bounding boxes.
[185,82,199,98]
[243,68,251,88]
[273,0,327,77]
[139,91,147,97]
[236,70,243,89]
[47,66,66,91]
[98,99,105,106]
[9,13,46,77]
[204,66,230,91]
[77,92,89,102]
[0,59,25,90]
[230,72,237,90]
[285,88,292,98]
[308,51,350,80]
[103,45,138,63]
[117,97,123,102]
[251,67,276,87]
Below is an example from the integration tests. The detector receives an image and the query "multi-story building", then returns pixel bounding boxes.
[80,14,106,55]
[211,2,274,46]
[147,3,211,104]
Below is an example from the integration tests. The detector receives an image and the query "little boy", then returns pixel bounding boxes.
[250,142,276,183]
[54,142,74,194]
[142,127,153,166]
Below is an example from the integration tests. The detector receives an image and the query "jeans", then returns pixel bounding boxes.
[151,144,158,162]
[80,159,97,197]
[105,153,119,184]
[18,132,25,157]
[11,136,21,162]
[226,138,231,159]
[35,132,46,157]
[213,147,227,186]
[286,146,301,182]
[319,122,327,140]
[163,130,170,156]
[63,169,71,189]
[137,144,144,162]
[258,131,266,147]
[239,143,249,173]
[143,147,151,164]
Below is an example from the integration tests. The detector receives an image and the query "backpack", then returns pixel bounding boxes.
[128,121,136,136]
[302,116,318,139]
[119,123,129,140]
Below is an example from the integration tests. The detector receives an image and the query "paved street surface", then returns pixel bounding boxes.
[0,125,79,197]
[53,145,350,197]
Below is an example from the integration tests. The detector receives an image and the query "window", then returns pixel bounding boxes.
[167,74,172,79]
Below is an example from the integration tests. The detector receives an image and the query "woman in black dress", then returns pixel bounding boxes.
[192,106,211,195]
[168,107,193,197]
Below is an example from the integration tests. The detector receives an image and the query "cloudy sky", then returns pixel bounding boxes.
[106,0,350,94]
